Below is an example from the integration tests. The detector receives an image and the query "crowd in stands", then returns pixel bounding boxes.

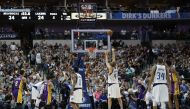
[33,25,190,40]
[0,40,190,108]
[0,26,15,33]
[1,0,190,13]
[0,26,18,39]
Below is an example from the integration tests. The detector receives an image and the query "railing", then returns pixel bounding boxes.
[0,31,189,40]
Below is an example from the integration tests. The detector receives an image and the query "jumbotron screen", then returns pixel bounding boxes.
[79,3,97,21]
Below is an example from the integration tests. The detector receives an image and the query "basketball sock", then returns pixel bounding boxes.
[160,102,166,109]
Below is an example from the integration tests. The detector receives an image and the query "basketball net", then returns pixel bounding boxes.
[87,47,96,59]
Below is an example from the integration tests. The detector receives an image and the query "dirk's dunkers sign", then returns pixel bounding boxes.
[111,12,190,20]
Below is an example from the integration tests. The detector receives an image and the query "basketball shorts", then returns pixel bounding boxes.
[70,89,83,103]
[171,82,180,95]
[152,84,169,102]
[108,83,121,98]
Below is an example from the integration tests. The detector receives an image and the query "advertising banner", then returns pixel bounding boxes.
[111,12,190,20]
[0,33,18,39]
[71,13,107,20]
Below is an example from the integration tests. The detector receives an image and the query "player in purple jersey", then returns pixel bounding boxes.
[39,75,54,109]
[166,60,180,109]
[137,79,146,109]
[12,70,30,109]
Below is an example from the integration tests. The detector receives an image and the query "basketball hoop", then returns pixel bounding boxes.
[87,47,96,59]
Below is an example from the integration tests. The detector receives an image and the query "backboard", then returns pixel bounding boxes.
[71,29,111,53]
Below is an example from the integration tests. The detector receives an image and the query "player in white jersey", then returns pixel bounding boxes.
[69,69,83,109]
[105,48,123,109]
[147,57,171,109]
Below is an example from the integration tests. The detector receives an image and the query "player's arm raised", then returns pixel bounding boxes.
[70,73,77,95]
[105,51,112,74]
[166,67,171,92]
[147,65,156,92]
[112,48,116,63]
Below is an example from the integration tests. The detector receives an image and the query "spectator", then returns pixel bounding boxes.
[128,88,137,109]
[10,42,17,51]
[88,85,95,109]
[180,80,189,94]
[99,89,108,109]
[1,42,7,54]
[93,87,102,109]
[126,63,135,81]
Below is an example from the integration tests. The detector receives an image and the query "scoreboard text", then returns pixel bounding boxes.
[0,11,70,21]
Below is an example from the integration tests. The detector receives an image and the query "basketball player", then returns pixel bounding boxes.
[166,60,180,109]
[39,75,54,109]
[70,68,83,109]
[12,69,30,109]
[105,48,123,109]
[147,57,171,109]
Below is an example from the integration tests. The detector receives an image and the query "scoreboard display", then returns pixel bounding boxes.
[0,11,70,21]
[0,5,106,22]
[79,3,97,21]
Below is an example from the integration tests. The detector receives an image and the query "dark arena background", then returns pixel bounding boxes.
[0,0,190,109]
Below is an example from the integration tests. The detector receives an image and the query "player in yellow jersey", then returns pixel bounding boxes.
[166,60,180,109]
[39,75,54,109]
[12,69,29,109]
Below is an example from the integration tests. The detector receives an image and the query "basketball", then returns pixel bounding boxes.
[107,30,113,36]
